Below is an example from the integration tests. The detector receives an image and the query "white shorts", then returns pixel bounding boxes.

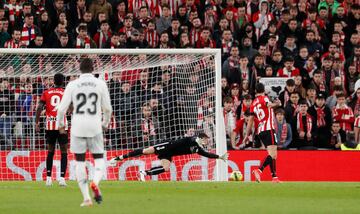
[70,133,104,154]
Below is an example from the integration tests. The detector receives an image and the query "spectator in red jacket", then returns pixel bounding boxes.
[332,93,355,132]
[277,56,300,77]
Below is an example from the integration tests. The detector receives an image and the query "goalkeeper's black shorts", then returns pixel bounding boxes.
[154,141,173,161]
[46,130,68,145]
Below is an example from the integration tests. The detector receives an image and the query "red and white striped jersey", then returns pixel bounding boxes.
[354,116,360,128]
[250,95,275,134]
[40,87,67,130]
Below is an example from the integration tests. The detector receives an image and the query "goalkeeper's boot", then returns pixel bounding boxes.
[252,169,262,183]
[272,177,282,183]
[80,199,93,207]
[59,177,67,187]
[90,182,103,204]
[138,170,146,182]
[46,176,52,186]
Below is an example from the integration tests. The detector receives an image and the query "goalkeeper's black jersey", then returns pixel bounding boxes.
[157,137,219,159]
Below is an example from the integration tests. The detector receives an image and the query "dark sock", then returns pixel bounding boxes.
[145,166,165,175]
[46,152,54,177]
[270,158,277,177]
[123,149,143,159]
[60,153,68,178]
[259,155,272,171]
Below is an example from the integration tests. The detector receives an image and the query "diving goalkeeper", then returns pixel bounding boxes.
[109,133,228,180]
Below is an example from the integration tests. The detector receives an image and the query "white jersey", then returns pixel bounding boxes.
[57,73,112,137]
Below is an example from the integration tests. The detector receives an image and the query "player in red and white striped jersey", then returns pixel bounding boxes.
[243,83,281,183]
[35,73,68,187]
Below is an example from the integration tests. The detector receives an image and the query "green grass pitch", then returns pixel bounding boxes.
[1,181,359,214]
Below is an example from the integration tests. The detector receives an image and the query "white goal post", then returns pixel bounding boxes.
[0,48,227,181]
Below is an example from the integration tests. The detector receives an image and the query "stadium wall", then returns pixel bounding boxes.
[1,151,359,181]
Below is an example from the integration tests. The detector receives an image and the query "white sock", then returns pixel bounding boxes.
[75,161,91,201]
[93,158,105,186]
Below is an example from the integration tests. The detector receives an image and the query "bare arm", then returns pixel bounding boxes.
[35,101,45,125]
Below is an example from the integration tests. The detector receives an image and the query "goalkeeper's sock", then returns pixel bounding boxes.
[270,158,277,177]
[259,155,272,171]
[46,152,54,177]
[75,161,91,201]
[60,153,67,178]
[123,149,143,159]
[145,166,165,175]
[93,158,105,186]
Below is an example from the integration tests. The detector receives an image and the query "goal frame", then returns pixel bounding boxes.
[0,48,228,181]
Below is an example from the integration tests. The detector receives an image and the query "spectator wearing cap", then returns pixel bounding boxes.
[308,92,333,148]
[326,85,344,109]
[292,99,314,149]
[274,108,292,149]
[89,0,112,20]
[230,83,241,110]
[279,78,296,107]
[126,28,146,48]
[332,93,355,132]
[277,56,300,77]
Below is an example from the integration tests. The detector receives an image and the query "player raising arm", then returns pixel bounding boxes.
[243,83,281,183]
[35,73,68,187]
[57,58,112,207]
[109,133,228,180]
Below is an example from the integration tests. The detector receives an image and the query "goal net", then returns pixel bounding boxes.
[0,49,227,181]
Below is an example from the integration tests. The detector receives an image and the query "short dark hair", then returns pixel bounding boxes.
[198,132,209,139]
[54,73,65,86]
[79,58,94,73]
[223,96,234,104]
[299,99,308,105]
[255,83,265,94]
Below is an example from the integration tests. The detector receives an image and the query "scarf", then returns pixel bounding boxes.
[240,67,249,81]
[275,121,287,144]
[297,113,312,134]
[99,31,110,48]
[77,5,86,20]
[221,39,232,54]
[21,24,36,46]
[141,118,155,136]
[76,36,91,48]
[189,28,201,46]
[315,106,326,127]
[292,103,298,116]
[5,3,22,25]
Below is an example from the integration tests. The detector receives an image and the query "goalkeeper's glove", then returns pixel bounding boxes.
[218,153,229,161]
[109,156,122,167]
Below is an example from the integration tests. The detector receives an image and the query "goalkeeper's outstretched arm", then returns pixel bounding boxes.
[197,148,228,161]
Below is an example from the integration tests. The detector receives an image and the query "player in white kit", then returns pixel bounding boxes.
[57,58,112,207]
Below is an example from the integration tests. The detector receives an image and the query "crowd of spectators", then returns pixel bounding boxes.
[0,0,359,151]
